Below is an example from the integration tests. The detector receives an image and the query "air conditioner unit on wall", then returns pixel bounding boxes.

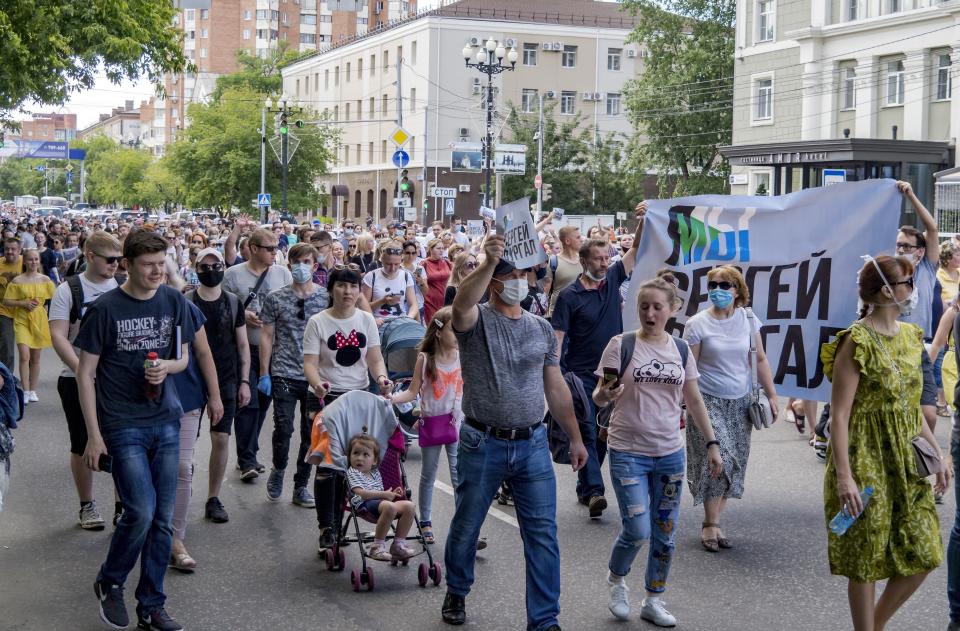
[472,86,481,95]
[542,42,553,51]
[626,49,637,58]
[545,90,556,99]
[472,77,481,85]
[504,38,516,48]
[458,127,469,136]
[594,92,602,100]
[553,42,562,49]
[582,92,594,101]
[469,36,480,46]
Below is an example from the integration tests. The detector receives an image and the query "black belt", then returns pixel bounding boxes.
[465,418,541,440]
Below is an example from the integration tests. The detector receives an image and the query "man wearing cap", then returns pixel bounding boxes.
[441,234,588,631]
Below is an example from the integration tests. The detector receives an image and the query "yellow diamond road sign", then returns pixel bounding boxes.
[390,127,410,147]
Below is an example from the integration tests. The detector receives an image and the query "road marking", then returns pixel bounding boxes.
[434,480,519,528]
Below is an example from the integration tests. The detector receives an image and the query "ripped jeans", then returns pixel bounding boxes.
[607,447,685,593]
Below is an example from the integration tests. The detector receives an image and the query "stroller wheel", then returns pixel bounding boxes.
[324,548,335,571]
[337,548,346,571]
[431,562,442,586]
[364,567,375,591]
[417,562,429,587]
[350,569,361,592]
[390,559,398,567]
[402,558,409,567]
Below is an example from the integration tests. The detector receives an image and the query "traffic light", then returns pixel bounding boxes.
[279,112,289,135]
[542,182,552,202]
[0,131,4,149]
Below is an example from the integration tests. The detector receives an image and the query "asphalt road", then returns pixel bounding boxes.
[0,351,953,631]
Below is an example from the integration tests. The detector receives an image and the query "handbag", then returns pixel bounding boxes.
[912,436,942,477]
[745,308,773,430]
[418,412,458,447]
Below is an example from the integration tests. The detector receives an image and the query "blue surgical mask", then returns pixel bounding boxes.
[708,288,734,309]
[291,262,313,284]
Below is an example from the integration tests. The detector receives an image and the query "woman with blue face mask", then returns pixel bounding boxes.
[681,265,779,553]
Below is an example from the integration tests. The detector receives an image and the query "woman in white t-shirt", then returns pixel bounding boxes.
[360,241,419,325]
[593,274,722,627]
[303,264,394,551]
[681,265,779,554]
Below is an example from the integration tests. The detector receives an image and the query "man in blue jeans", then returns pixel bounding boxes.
[77,229,194,631]
[443,234,587,631]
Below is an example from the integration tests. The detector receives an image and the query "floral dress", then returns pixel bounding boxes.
[820,322,942,582]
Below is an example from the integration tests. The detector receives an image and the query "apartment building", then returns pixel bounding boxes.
[160,0,416,148]
[8,112,77,143]
[722,0,959,211]
[77,101,142,146]
[280,0,641,222]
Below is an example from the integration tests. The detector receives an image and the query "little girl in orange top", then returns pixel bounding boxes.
[391,306,462,544]
[2,249,55,404]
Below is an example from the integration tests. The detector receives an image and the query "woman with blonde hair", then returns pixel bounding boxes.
[447,243,465,262]
[682,265,778,552]
[444,251,479,306]
[349,233,378,273]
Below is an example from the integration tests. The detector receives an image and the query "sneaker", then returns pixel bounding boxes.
[79,501,106,531]
[389,540,415,560]
[588,495,607,518]
[814,436,828,462]
[136,607,183,631]
[94,580,129,629]
[367,542,393,561]
[607,575,630,620]
[240,467,259,481]
[27,390,38,402]
[936,491,945,505]
[254,462,267,474]
[317,528,336,552]
[292,486,315,507]
[113,505,124,527]
[204,497,229,523]
[441,592,466,625]
[266,468,284,501]
[640,597,677,628]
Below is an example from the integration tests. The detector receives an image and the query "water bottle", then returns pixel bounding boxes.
[829,486,875,536]
[143,352,162,400]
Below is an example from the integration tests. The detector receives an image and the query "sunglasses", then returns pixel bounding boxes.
[404,250,417,255]
[198,263,224,272]
[94,253,121,264]
[707,281,734,290]
[334,263,362,272]
[466,262,478,270]
[297,298,306,320]
[891,277,915,289]
[252,243,278,252]
[383,248,402,256]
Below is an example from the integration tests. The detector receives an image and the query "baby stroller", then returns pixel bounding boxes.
[307,390,441,592]
[379,316,426,435]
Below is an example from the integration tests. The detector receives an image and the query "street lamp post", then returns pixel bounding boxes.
[463,37,518,211]
[266,93,303,221]
[261,97,269,224]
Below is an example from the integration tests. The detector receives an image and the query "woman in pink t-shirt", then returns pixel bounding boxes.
[592,274,722,627]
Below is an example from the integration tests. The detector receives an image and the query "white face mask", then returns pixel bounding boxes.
[495,278,527,306]
[863,255,917,316]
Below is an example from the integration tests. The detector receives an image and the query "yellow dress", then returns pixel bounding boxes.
[5,279,56,349]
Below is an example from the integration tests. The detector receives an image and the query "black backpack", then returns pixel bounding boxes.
[66,273,126,324]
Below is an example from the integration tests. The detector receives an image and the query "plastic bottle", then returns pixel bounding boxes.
[143,352,162,400]
[829,486,875,536]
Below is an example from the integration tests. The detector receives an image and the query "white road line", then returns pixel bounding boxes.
[433,480,520,529]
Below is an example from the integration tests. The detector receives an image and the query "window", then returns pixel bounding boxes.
[846,0,858,21]
[199,48,207,58]
[304,76,309,94]
[243,29,251,40]
[412,41,418,65]
[346,62,351,81]
[397,45,403,64]
[371,54,376,75]
[757,0,775,42]
[369,142,374,162]
[358,17,368,24]
[523,43,538,66]
[300,33,316,44]
[344,145,350,166]
[842,68,856,109]
[346,102,350,119]
[754,77,773,120]
[185,9,195,21]
[356,143,361,164]
[356,100,361,120]
[561,45,577,68]
[886,60,904,105]
[295,79,300,95]
[369,97,375,118]
[938,54,953,100]
[244,9,251,20]
[319,14,332,22]
[560,90,576,114]
[256,9,270,19]
[410,87,416,112]
[884,0,901,13]
[607,48,622,71]
[335,65,340,86]
[382,140,388,161]
[753,172,771,196]
[187,30,196,40]
[333,105,338,120]
[383,50,389,70]
[282,11,288,24]
[200,8,209,19]
[301,13,317,24]
[358,58,363,79]
[606,92,621,116]
[382,94,388,115]
[521,89,538,113]
[201,28,208,38]
[314,73,318,91]
[325,69,329,89]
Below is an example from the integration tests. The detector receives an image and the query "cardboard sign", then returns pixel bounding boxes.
[466,220,485,239]
[496,198,548,268]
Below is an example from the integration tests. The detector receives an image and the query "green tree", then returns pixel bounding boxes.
[135,157,183,212]
[209,45,296,103]
[585,133,645,215]
[84,142,152,207]
[0,157,70,199]
[621,0,734,196]
[166,87,336,215]
[0,0,187,121]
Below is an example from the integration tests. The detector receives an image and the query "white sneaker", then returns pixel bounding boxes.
[607,574,630,620]
[28,391,38,402]
[640,597,676,627]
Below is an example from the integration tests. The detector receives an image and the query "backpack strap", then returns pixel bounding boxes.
[671,335,689,370]
[550,254,559,274]
[617,331,637,381]
[67,275,84,324]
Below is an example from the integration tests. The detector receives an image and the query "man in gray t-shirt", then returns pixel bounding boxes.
[441,234,587,631]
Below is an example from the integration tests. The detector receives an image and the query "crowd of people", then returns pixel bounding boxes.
[0,183,956,631]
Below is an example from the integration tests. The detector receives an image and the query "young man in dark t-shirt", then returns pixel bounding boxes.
[76,229,194,631]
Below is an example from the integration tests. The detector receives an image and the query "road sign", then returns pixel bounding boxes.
[16,140,68,159]
[392,150,410,168]
[444,198,455,216]
[403,206,417,221]
[823,169,846,186]
[36,165,45,173]
[65,163,73,173]
[393,197,411,208]
[66,172,73,184]
[257,193,272,206]
[534,174,542,189]
[390,127,410,147]
[616,212,627,221]
[429,186,456,198]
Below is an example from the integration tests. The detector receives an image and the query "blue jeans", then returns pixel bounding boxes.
[419,441,458,524]
[607,447,685,593]
[576,372,606,499]
[444,423,560,631]
[948,431,960,623]
[271,377,319,489]
[97,422,179,614]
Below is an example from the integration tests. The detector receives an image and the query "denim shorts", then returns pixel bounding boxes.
[358,499,382,516]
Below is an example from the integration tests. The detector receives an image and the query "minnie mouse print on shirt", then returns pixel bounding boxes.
[303,309,381,392]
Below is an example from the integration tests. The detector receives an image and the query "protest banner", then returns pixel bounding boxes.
[466,220,485,239]
[496,198,548,268]
[623,179,902,400]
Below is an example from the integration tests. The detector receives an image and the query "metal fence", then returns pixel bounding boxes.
[936,180,960,236]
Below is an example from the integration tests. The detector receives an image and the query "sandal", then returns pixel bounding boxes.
[937,404,951,417]
[700,522,719,553]
[169,551,197,572]
[421,522,435,544]
[794,414,806,434]
[715,527,733,549]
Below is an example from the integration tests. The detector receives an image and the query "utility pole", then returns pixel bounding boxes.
[537,93,545,216]
[395,55,403,224]
[260,99,267,224]
[422,89,429,227]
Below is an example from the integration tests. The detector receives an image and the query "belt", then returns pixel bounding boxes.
[465,418,541,440]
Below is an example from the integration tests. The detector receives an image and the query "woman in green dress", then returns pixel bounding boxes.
[821,254,949,631]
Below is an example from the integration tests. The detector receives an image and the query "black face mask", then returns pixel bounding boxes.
[197,269,224,288]
[535,267,547,281]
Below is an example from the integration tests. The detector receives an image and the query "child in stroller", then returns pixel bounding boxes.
[346,434,417,561]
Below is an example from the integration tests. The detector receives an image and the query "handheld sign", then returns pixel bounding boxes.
[495,198,548,268]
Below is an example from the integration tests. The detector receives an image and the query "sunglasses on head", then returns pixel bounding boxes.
[383,248,402,256]
[707,280,734,290]
[95,253,121,264]
[334,263,362,272]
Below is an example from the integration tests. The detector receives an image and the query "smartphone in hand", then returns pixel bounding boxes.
[98,453,113,473]
[602,367,620,389]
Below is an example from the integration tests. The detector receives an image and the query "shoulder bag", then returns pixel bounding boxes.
[417,354,458,447]
[745,308,774,430]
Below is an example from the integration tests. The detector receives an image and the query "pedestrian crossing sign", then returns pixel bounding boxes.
[258,193,271,206]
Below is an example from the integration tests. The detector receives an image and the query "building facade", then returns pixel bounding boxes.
[8,112,78,143]
[723,0,960,211]
[280,0,641,223]
[77,101,143,146]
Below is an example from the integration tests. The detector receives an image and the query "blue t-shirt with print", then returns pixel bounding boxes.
[171,301,208,413]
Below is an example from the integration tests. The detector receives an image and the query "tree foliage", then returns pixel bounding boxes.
[621,0,734,196]
[85,144,152,207]
[0,157,67,199]
[209,45,296,103]
[0,0,187,122]
[135,157,183,212]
